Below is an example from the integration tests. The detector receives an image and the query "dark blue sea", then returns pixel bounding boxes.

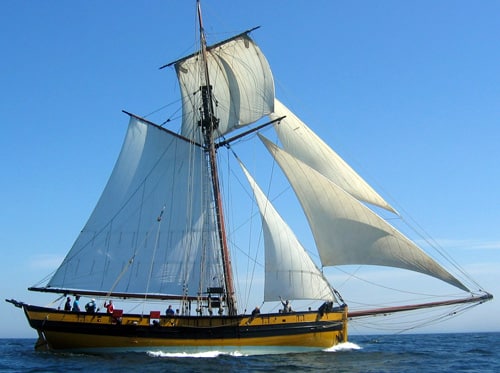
[1,333,498,372]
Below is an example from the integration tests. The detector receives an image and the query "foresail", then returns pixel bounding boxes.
[239,163,334,302]
[48,117,222,298]
[176,34,274,142]
[260,135,469,292]
[270,99,397,214]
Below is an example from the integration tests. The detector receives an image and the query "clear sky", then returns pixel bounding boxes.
[1,1,499,338]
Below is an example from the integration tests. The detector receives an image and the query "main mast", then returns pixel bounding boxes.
[196,1,237,315]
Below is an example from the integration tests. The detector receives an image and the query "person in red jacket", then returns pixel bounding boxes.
[104,300,114,314]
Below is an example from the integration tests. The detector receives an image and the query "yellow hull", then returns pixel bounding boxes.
[23,304,348,353]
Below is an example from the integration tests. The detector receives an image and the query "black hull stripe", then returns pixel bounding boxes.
[29,319,344,340]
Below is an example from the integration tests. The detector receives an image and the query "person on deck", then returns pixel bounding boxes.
[72,295,81,312]
[166,305,175,316]
[64,297,71,311]
[280,296,292,313]
[251,306,261,316]
[104,300,114,314]
[85,299,97,313]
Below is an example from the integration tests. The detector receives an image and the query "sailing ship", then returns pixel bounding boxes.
[7,1,492,353]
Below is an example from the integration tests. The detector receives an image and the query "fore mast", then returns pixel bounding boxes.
[196,1,237,316]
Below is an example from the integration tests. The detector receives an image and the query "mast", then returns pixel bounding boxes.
[196,0,237,315]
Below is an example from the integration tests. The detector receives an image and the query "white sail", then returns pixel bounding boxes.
[176,34,275,142]
[260,135,469,292]
[240,163,334,302]
[270,99,396,213]
[48,117,223,297]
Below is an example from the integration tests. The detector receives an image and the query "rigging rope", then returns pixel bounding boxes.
[334,266,465,299]
[141,206,165,315]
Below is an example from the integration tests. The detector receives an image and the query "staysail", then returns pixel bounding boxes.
[240,162,334,302]
[270,99,397,214]
[175,33,275,143]
[260,134,469,292]
[46,117,223,298]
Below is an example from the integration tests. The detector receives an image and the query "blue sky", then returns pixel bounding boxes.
[1,1,499,338]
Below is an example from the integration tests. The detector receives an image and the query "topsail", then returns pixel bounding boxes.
[175,33,275,143]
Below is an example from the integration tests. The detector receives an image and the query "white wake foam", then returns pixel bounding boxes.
[147,350,245,358]
[323,341,362,352]
[146,342,360,358]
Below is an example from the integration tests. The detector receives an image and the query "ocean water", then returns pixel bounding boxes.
[1,333,498,372]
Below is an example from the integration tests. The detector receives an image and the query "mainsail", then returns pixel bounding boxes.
[47,117,222,298]
[259,134,469,292]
